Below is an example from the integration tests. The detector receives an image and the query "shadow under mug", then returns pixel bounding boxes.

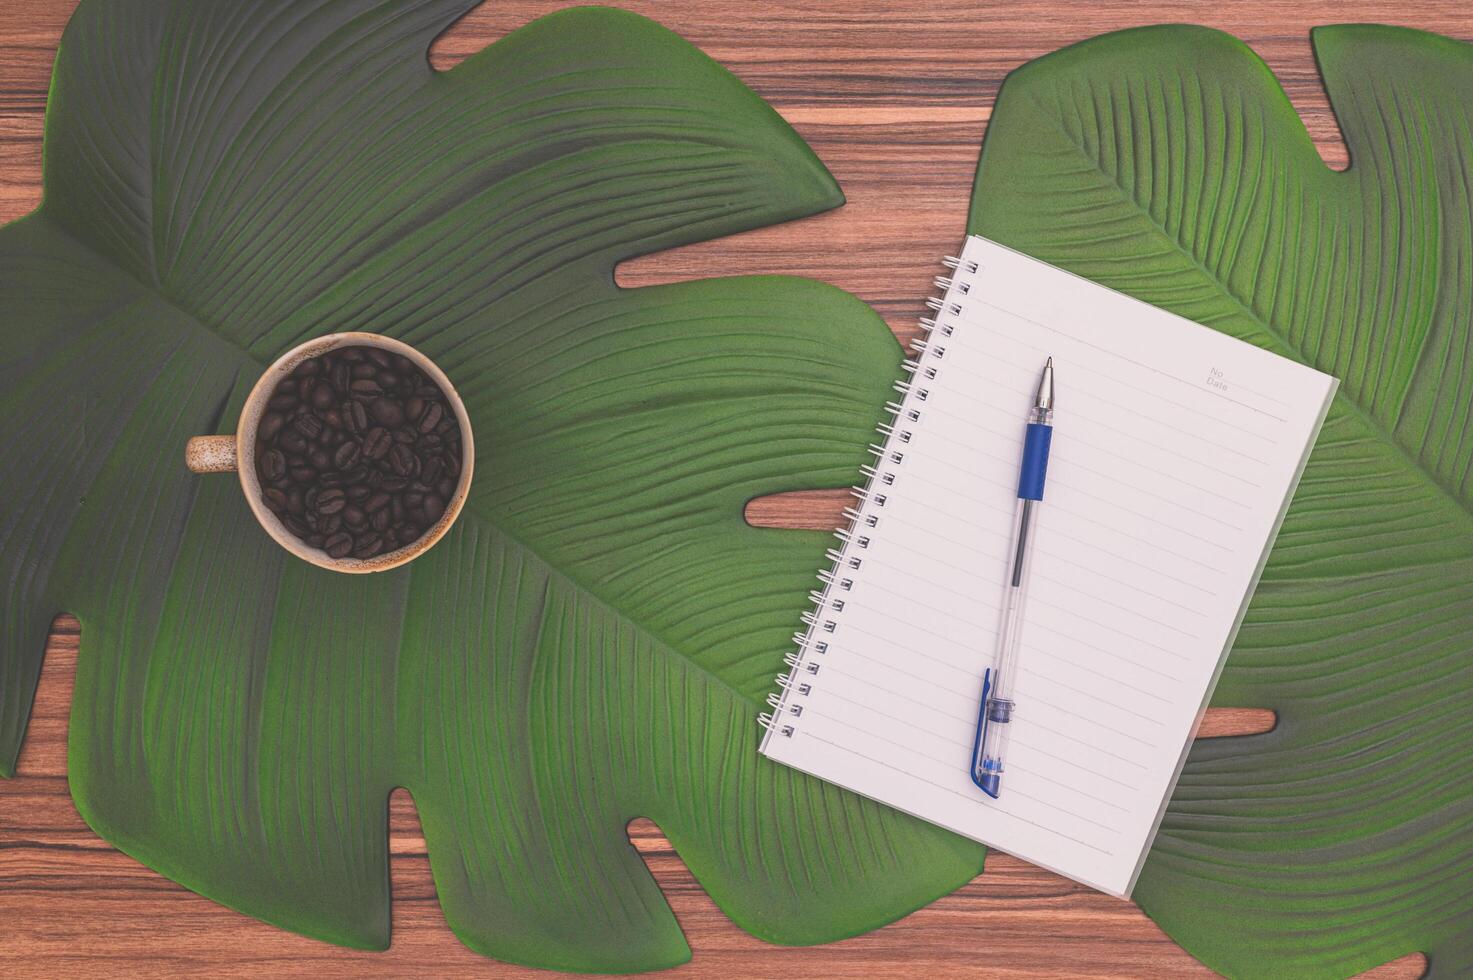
[184,332,474,574]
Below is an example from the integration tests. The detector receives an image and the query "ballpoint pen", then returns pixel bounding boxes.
[971,356,1055,799]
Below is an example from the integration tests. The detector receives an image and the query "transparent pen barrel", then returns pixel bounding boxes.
[975,496,1039,789]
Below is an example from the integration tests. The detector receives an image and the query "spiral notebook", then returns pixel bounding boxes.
[759,236,1338,897]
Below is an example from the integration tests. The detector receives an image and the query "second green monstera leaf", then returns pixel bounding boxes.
[971,23,1472,979]
[0,0,985,970]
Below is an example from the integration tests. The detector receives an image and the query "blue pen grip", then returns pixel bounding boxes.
[1017,423,1053,500]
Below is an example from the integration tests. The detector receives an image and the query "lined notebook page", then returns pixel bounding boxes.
[760,236,1337,897]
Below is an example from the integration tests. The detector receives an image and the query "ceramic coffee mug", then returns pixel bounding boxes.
[185,332,474,573]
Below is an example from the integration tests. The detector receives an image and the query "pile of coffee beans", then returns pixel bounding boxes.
[253,345,463,560]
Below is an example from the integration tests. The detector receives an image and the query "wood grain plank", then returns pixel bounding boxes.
[0,0,1449,974]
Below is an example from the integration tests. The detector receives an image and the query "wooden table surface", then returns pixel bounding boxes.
[0,1,1460,975]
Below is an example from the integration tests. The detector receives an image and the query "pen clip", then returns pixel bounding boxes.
[969,668,1000,798]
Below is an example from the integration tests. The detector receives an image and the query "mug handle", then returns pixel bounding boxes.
[185,435,238,473]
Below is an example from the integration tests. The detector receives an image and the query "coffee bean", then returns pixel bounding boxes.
[289,465,316,484]
[351,379,383,397]
[259,412,286,442]
[324,532,353,558]
[405,492,423,508]
[351,534,383,559]
[361,427,392,459]
[420,456,443,488]
[436,476,456,500]
[346,484,371,502]
[305,534,326,548]
[333,441,361,470]
[352,427,382,462]
[267,392,299,412]
[332,361,352,394]
[259,449,286,482]
[371,507,391,532]
[405,396,425,421]
[344,400,368,433]
[352,362,378,379]
[389,444,417,477]
[417,401,443,433]
[369,398,403,426]
[318,512,342,534]
[343,505,367,530]
[309,448,332,471]
[262,488,288,513]
[278,429,308,454]
[315,488,347,515]
[311,383,336,410]
[283,514,310,537]
[367,348,393,368]
[290,413,321,439]
[321,407,342,430]
[393,426,416,444]
[293,357,321,377]
[286,488,305,514]
[423,493,445,521]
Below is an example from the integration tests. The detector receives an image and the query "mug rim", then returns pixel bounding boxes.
[237,331,475,574]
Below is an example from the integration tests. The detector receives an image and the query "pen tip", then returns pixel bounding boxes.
[1034,356,1055,414]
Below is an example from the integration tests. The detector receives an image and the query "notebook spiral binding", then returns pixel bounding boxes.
[758,249,979,743]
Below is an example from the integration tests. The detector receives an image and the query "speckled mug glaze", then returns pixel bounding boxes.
[185,332,474,574]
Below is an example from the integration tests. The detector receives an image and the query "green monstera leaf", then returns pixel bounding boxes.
[971,23,1472,978]
[0,0,984,969]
